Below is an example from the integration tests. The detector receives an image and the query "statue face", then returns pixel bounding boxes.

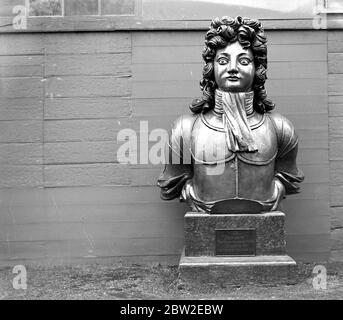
[214,41,255,92]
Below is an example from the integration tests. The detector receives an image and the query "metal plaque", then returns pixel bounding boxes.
[215,229,256,256]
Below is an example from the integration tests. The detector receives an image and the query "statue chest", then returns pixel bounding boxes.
[190,113,278,165]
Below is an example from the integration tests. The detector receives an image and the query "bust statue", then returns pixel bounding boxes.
[157,16,304,214]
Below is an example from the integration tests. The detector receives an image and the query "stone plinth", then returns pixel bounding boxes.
[179,211,297,285]
[179,251,296,285]
[185,211,286,256]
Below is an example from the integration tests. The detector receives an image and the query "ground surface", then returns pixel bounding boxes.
[0,262,342,300]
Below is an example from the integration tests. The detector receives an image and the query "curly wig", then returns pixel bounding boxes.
[190,16,275,114]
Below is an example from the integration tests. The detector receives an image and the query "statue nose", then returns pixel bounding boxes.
[227,60,238,73]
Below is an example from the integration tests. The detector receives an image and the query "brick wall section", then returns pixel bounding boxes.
[329,31,343,262]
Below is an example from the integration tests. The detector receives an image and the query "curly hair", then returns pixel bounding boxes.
[190,16,275,114]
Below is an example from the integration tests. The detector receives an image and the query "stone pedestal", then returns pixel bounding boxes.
[179,211,297,285]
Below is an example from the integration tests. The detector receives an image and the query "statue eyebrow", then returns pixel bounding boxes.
[217,52,252,58]
[237,53,252,58]
[217,52,229,57]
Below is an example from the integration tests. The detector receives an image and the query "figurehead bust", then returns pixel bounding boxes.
[158,16,304,214]
[191,16,273,114]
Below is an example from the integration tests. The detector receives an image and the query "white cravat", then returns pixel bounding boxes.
[214,90,257,152]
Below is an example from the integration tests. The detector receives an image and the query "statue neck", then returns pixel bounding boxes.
[214,89,254,117]
[212,89,257,152]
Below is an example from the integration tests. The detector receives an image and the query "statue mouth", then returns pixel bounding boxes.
[227,76,240,81]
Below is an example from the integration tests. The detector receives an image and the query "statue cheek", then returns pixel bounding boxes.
[216,66,225,76]
[241,65,254,74]
[242,68,255,83]
[249,66,256,79]
[215,68,226,85]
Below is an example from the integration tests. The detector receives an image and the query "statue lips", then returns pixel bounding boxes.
[226,75,240,81]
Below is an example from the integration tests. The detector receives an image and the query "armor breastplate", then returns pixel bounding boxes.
[190,112,278,202]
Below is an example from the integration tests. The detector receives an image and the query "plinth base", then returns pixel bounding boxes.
[179,249,297,285]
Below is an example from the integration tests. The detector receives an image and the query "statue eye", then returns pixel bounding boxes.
[217,57,228,65]
[239,58,251,66]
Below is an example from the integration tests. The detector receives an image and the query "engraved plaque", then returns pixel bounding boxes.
[215,229,256,256]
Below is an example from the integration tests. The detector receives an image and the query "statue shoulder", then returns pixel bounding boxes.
[268,112,298,155]
[170,113,198,143]
[268,112,296,137]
